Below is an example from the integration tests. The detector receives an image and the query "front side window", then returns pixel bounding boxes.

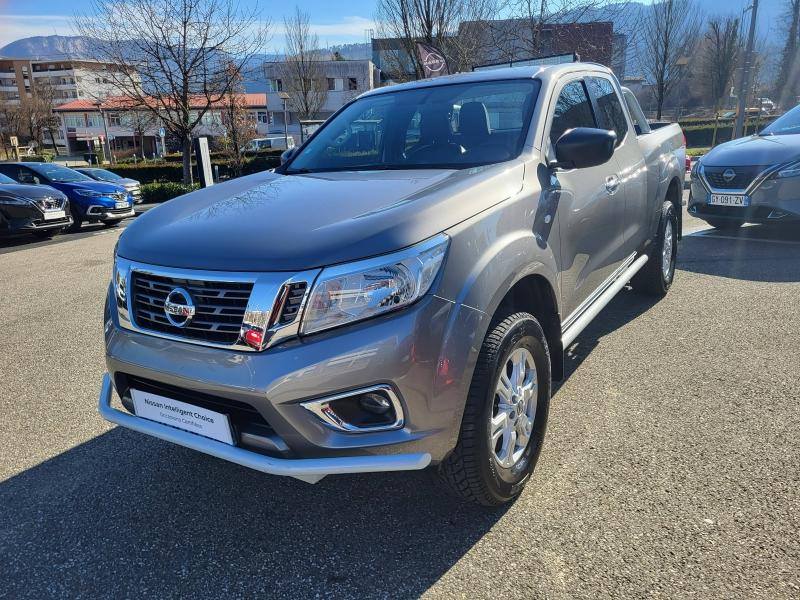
[286,79,540,173]
[549,80,597,146]
[587,77,628,145]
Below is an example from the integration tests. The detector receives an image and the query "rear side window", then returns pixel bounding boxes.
[549,81,597,146]
[587,77,628,145]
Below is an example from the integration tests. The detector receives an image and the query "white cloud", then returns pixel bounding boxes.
[0,15,75,49]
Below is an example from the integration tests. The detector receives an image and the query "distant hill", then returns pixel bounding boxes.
[0,35,100,60]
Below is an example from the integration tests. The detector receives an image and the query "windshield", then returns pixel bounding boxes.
[30,163,94,183]
[285,79,541,174]
[0,173,16,184]
[760,104,800,136]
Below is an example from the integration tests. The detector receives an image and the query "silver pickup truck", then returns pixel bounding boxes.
[101,64,684,506]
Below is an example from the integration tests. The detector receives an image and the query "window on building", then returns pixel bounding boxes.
[64,115,84,128]
[86,114,102,128]
[348,77,358,91]
[327,78,336,91]
[269,78,283,92]
[109,113,122,127]
[548,80,597,147]
[256,111,268,124]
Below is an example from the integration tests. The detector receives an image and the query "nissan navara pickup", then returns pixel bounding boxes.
[101,64,684,506]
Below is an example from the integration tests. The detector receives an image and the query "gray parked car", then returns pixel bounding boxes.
[101,64,685,506]
[74,167,142,204]
[690,104,800,228]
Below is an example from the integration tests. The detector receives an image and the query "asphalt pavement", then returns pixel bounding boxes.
[1,194,799,599]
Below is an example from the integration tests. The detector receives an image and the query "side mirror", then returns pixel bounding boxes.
[280,147,298,165]
[552,127,616,170]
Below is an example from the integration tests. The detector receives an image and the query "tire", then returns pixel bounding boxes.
[103,219,122,228]
[704,217,744,230]
[632,199,678,297]
[67,211,83,233]
[438,311,551,507]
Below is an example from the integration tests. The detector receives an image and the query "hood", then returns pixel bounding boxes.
[57,180,127,194]
[702,133,800,167]
[118,178,140,187]
[0,183,66,201]
[118,163,525,271]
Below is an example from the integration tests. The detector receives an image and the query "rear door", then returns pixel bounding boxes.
[586,76,648,257]
[545,77,626,319]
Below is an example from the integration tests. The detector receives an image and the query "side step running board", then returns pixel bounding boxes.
[561,254,649,348]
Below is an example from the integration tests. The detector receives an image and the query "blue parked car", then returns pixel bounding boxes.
[0,162,135,231]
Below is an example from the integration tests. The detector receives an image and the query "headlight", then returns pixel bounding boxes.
[113,251,126,305]
[75,189,104,197]
[300,234,449,335]
[777,161,800,178]
[0,195,30,206]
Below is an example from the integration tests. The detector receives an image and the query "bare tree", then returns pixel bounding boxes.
[76,0,269,183]
[220,63,255,177]
[776,0,800,109]
[375,0,497,80]
[640,0,701,120]
[704,16,740,146]
[121,109,158,159]
[0,103,24,159]
[278,7,328,121]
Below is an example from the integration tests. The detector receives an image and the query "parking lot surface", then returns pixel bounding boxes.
[1,197,799,599]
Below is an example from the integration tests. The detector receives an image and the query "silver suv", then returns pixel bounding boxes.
[101,64,685,506]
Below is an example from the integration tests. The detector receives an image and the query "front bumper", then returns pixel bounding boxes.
[103,287,484,478]
[85,205,136,221]
[98,374,431,483]
[689,171,800,223]
[0,204,72,233]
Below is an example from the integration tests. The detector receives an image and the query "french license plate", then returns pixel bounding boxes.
[131,389,234,445]
[115,201,129,209]
[708,194,749,207]
[43,210,66,220]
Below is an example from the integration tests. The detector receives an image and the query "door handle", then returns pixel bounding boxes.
[605,175,620,195]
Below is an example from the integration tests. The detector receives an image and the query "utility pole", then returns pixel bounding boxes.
[734,0,759,139]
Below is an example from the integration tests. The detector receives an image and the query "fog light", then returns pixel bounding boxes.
[359,392,391,415]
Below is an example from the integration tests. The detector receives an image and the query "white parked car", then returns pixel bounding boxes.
[245,136,295,151]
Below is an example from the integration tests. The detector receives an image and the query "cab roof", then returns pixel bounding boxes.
[361,62,615,98]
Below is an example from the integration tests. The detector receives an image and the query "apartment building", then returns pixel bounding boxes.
[53,94,269,155]
[0,58,133,106]
[262,60,379,134]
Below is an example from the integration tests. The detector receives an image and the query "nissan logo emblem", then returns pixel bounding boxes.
[164,287,196,327]
[722,168,736,183]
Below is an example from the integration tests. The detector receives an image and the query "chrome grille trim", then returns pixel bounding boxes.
[114,257,320,351]
[699,164,781,195]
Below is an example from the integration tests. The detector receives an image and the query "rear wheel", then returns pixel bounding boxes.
[704,217,744,230]
[438,311,551,507]
[632,200,678,297]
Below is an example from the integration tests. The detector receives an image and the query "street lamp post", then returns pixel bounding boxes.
[94,100,112,164]
[734,0,760,139]
[277,91,290,148]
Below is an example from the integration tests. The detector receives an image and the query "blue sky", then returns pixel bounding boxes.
[0,0,380,49]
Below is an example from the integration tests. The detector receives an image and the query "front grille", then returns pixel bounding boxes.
[35,197,65,211]
[131,271,253,345]
[103,206,134,216]
[278,282,307,325]
[703,166,764,190]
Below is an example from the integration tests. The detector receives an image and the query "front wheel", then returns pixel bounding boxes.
[438,312,551,507]
[632,200,678,297]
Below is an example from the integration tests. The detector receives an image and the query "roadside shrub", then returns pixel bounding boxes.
[140,182,200,203]
[110,163,185,183]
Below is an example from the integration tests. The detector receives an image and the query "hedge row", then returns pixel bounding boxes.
[683,121,774,148]
[108,155,281,183]
[140,182,200,203]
